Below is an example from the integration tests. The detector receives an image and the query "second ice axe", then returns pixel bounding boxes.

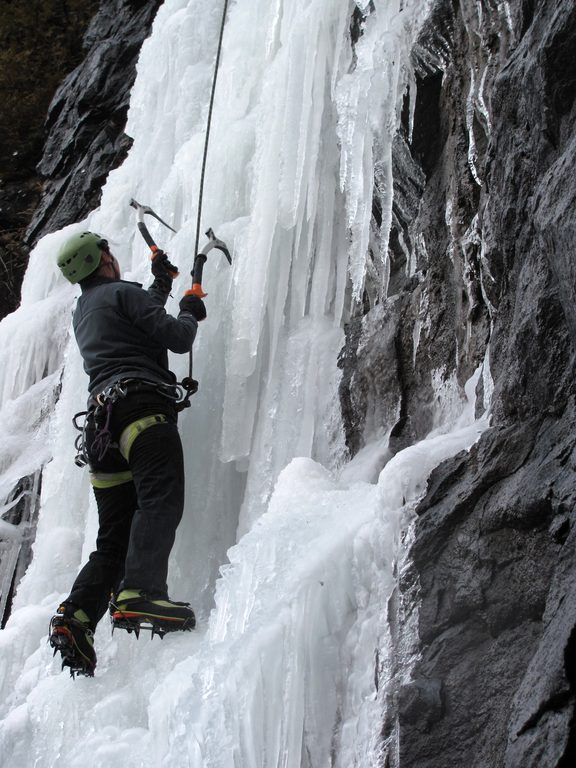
[130,198,179,277]
[186,228,232,298]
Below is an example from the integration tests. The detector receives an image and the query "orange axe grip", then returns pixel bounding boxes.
[185,284,208,298]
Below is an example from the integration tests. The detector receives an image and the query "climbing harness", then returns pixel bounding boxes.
[119,413,169,461]
[89,380,129,460]
[72,378,183,467]
[72,381,128,466]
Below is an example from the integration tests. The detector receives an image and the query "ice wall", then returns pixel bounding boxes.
[0,1,489,766]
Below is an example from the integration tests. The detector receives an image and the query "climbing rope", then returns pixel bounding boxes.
[184,0,229,399]
[129,4,231,410]
[193,0,230,259]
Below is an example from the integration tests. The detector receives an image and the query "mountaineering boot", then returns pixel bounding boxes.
[49,604,96,678]
[109,589,196,638]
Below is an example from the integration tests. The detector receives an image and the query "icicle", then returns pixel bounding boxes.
[466,65,483,186]
[335,0,432,301]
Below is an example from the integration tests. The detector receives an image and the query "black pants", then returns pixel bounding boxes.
[66,388,185,628]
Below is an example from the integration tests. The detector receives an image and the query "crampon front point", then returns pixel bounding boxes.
[49,614,96,678]
[109,592,196,639]
[110,612,194,639]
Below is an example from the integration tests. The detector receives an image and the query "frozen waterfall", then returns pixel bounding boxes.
[0,1,488,766]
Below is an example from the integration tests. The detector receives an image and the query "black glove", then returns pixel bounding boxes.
[151,249,179,279]
[179,294,207,321]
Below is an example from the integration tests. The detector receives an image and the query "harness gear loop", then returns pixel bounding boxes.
[96,380,128,407]
[90,381,130,461]
[73,410,90,467]
[91,400,114,461]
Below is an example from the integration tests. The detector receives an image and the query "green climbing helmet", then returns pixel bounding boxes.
[57,231,108,284]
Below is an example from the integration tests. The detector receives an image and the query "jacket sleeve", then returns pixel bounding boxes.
[119,285,197,353]
[147,273,172,306]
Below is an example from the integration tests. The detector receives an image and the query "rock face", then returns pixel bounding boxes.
[0,0,162,320]
[26,0,164,244]
[339,0,576,764]
[0,0,99,318]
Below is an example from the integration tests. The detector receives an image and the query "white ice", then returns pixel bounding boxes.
[0,1,489,766]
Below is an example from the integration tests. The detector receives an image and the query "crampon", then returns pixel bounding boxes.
[109,590,196,639]
[49,609,96,678]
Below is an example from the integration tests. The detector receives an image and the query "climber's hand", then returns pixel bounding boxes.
[151,249,179,279]
[179,294,207,321]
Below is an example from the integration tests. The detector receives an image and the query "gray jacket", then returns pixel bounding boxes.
[73,275,197,395]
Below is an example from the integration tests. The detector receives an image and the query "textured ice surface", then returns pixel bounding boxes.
[0,1,489,766]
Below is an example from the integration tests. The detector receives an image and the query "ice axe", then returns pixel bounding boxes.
[129,196,232,407]
[130,199,231,290]
[179,228,231,407]
[186,228,232,298]
[130,198,179,277]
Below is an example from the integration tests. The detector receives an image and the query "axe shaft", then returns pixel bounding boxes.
[137,221,159,252]
[187,229,231,298]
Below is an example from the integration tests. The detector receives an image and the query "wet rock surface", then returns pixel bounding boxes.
[27,0,164,245]
[340,0,576,764]
[0,0,162,320]
[340,0,576,765]
[406,409,576,766]
[0,0,99,318]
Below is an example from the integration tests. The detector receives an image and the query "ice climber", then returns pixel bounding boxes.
[49,231,205,677]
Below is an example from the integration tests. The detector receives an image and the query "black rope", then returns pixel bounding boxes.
[185,0,229,395]
[193,0,230,260]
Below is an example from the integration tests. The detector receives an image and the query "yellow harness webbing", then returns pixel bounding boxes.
[90,470,133,489]
[118,414,169,461]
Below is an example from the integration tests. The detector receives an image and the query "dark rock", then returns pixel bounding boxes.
[398,678,444,731]
[0,0,99,319]
[386,0,576,764]
[336,0,576,764]
[339,0,493,465]
[27,0,164,244]
[0,1,164,320]
[504,524,576,766]
[338,297,405,457]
